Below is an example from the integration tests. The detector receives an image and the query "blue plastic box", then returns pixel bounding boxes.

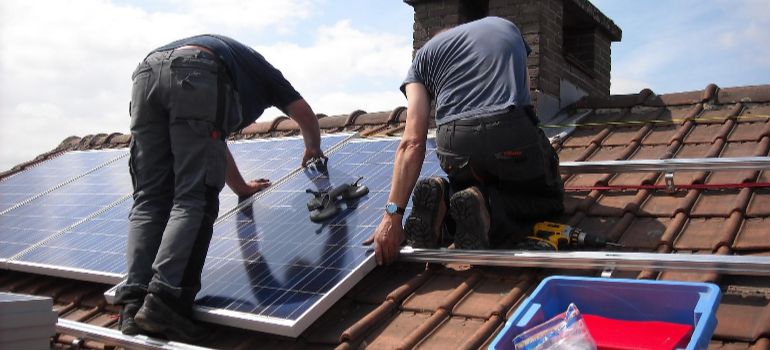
[489,276,721,350]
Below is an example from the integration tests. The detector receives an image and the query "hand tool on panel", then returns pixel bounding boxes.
[306,177,369,222]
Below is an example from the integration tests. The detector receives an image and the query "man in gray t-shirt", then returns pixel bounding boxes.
[366,17,564,265]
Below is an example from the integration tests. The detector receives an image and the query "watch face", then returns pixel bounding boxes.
[385,202,397,214]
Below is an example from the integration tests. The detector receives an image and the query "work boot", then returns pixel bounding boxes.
[134,293,209,343]
[404,177,449,248]
[450,186,491,250]
[119,303,142,336]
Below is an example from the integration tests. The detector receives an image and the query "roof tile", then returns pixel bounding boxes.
[691,189,750,217]
[641,124,679,145]
[402,270,475,312]
[589,191,641,216]
[674,213,741,251]
[728,121,770,142]
[733,217,770,250]
[617,216,671,249]
[415,316,485,350]
[697,103,743,124]
[717,85,770,104]
[363,311,433,350]
[746,189,770,217]
[644,90,704,107]
[452,276,529,319]
[714,294,770,342]
[562,127,605,147]
[639,191,688,217]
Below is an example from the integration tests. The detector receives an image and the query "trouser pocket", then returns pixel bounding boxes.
[184,119,227,191]
[169,62,219,124]
[436,148,475,189]
[489,122,546,183]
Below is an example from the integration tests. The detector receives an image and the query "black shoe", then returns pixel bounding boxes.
[404,177,449,248]
[450,186,491,250]
[134,294,209,343]
[119,303,142,336]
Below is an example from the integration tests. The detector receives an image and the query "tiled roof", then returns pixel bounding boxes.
[2,83,770,349]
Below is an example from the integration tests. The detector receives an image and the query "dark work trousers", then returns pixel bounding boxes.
[115,48,238,316]
[436,108,564,246]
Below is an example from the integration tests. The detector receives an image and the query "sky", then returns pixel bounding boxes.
[1,0,769,172]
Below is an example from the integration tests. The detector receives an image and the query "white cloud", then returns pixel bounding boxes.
[0,0,411,172]
[256,20,412,93]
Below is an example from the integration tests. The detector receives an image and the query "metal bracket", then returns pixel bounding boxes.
[664,172,675,192]
[600,265,615,278]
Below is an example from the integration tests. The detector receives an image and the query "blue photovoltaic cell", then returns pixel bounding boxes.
[14,199,133,275]
[0,155,131,259]
[195,137,444,323]
[0,150,126,212]
[220,135,349,211]
[10,135,349,276]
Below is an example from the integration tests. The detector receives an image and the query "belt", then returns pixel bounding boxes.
[449,107,532,126]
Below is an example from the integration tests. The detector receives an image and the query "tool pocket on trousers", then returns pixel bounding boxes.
[169,67,218,123]
[187,119,227,191]
[493,141,546,183]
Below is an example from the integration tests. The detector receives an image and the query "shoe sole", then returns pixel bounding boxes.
[121,323,142,336]
[404,178,446,248]
[451,189,489,250]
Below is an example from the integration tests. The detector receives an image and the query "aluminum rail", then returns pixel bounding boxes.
[399,247,770,276]
[57,319,215,350]
[559,156,770,174]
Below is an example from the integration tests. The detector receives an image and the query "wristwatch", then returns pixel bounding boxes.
[385,202,406,216]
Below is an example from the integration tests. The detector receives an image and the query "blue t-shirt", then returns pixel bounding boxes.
[152,34,302,132]
[401,17,532,125]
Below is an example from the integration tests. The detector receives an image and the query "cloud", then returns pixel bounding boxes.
[256,20,412,93]
[0,1,412,171]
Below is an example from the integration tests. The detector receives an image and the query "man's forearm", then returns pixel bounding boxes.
[388,139,426,209]
[285,99,321,150]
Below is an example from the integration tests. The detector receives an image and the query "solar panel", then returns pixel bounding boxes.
[219,135,350,211]
[8,135,351,282]
[0,150,126,213]
[190,137,445,337]
[9,199,133,283]
[0,154,131,260]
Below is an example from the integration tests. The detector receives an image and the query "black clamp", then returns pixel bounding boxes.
[306,177,369,222]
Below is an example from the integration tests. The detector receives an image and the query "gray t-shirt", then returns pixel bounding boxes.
[401,16,532,125]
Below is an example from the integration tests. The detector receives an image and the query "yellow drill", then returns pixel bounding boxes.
[519,221,624,251]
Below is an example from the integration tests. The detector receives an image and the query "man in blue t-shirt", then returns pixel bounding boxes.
[367,17,564,265]
[114,35,324,341]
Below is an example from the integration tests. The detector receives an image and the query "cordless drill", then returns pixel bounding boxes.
[517,221,624,251]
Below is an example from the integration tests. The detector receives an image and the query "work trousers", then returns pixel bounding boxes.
[115,48,238,315]
[436,107,564,246]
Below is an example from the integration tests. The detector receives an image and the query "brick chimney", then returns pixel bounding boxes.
[403,0,622,121]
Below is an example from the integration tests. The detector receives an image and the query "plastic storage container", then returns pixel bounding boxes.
[489,276,721,350]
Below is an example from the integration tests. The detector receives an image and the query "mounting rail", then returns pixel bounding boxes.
[57,319,215,350]
[559,156,770,174]
[399,247,770,276]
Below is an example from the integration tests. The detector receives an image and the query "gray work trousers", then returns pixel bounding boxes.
[115,48,237,315]
[436,107,564,246]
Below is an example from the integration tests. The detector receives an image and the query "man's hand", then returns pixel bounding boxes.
[302,147,325,167]
[233,178,271,198]
[364,216,405,265]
